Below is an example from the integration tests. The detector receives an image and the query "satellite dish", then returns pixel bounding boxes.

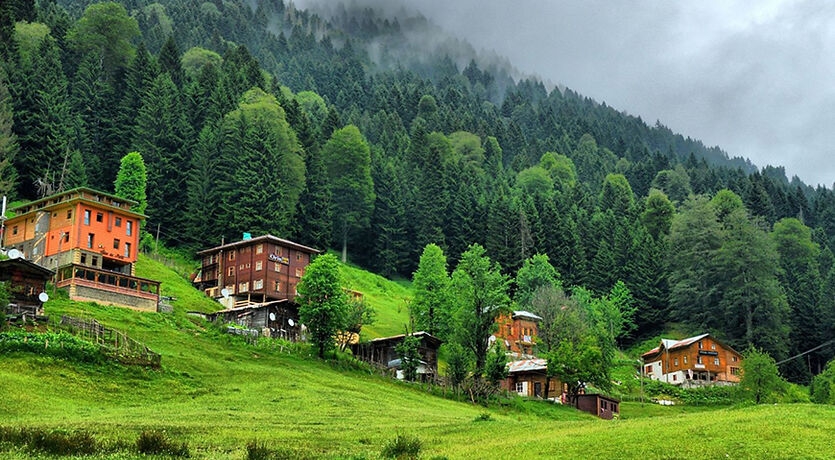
[7,248,21,259]
[38,292,49,303]
[269,312,276,321]
[221,288,229,298]
[288,318,295,327]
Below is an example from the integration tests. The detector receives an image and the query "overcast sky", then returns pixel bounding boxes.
[389,0,835,187]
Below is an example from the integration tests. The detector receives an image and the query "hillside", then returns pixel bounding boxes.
[2,257,834,459]
[2,0,835,386]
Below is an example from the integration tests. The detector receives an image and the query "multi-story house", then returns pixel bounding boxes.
[492,310,542,356]
[2,188,159,310]
[641,333,743,386]
[193,234,320,309]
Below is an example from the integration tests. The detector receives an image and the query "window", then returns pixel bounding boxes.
[645,365,652,374]
[672,375,677,381]
[273,280,281,292]
[113,239,120,249]
[92,256,98,267]
[239,282,249,292]
[124,242,131,258]
[254,279,263,290]
[683,356,688,364]
[12,226,17,235]
[256,244,263,254]
[84,210,91,225]
[674,358,678,366]
[296,252,302,261]
[229,251,235,261]
[711,344,716,350]
[115,217,122,227]
[87,233,95,248]
[96,212,103,223]
[67,210,72,219]
[295,267,303,277]
[227,267,235,277]
[732,356,738,362]
[63,233,69,243]
[731,367,741,376]
[697,356,703,364]
[274,262,280,272]
[245,263,250,269]
[515,382,525,393]
[255,260,263,271]
[126,220,133,236]
[239,264,244,271]
[698,341,703,349]
[714,357,720,366]
[80,254,87,264]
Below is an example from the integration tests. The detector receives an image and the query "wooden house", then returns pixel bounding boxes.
[492,310,542,356]
[351,332,442,381]
[502,358,561,399]
[0,257,54,318]
[2,188,159,311]
[641,333,743,386]
[205,300,301,341]
[193,234,320,309]
[575,394,620,420]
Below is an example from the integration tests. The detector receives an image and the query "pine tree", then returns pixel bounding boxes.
[0,66,18,197]
[114,152,148,214]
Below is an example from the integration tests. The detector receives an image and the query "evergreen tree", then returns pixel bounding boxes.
[410,244,453,339]
[0,66,17,197]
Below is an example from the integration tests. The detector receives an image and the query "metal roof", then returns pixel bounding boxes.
[506,358,548,374]
[642,333,714,358]
[197,234,321,256]
[512,310,543,321]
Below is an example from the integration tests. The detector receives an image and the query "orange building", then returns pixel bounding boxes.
[641,334,743,386]
[2,188,159,310]
[502,358,561,399]
[193,234,320,309]
[493,310,542,356]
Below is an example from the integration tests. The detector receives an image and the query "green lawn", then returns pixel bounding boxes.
[2,257,834,459]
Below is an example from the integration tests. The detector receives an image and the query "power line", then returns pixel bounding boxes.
[775,338,835,366]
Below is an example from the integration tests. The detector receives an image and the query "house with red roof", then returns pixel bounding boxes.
[641,333,743,386]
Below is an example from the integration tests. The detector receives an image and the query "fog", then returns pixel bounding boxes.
[300,0,835,187]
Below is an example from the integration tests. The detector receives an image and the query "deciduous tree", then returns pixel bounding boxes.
[297,253,350,359]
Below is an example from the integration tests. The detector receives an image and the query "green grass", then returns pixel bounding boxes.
[339,260,412,338]
[2,257,834,459]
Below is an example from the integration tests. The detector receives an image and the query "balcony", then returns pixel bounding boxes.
[55,264,160,310]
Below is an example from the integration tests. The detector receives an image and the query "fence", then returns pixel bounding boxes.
[54,315,161,368]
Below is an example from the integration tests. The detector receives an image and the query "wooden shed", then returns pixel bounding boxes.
[575,394,620,420]
[205,299,301,341]
[0,257,54,318]
[351,332,442,381]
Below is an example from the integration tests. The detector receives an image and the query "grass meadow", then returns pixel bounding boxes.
[2,255,834,459]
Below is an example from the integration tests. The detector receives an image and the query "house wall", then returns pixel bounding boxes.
[503,372,560,399]
[200,239,314,302]
[71,284,157,311]
[645,337,743,385]
[5,200,141,269]
[495,314,539,355]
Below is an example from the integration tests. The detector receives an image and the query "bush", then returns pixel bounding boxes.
[381,433,422,460]
[0,331,105,363]
[0,427,99,455]
[136,430,190,457]
[246,439,272,460]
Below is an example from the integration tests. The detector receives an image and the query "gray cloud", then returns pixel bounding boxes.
[300,0,835,186]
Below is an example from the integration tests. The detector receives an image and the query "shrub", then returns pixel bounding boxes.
[473,412,492,422]
[136,430,190,457]
[381,433,422,460]
[246,439,272,460]
[0,427,99,455]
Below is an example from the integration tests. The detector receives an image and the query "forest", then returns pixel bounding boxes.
[1,0,835,385]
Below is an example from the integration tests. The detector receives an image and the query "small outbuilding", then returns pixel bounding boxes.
[0,257,54,318]
[204,299,301,341]
[350,331,442,381]
[575,393,620,420]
